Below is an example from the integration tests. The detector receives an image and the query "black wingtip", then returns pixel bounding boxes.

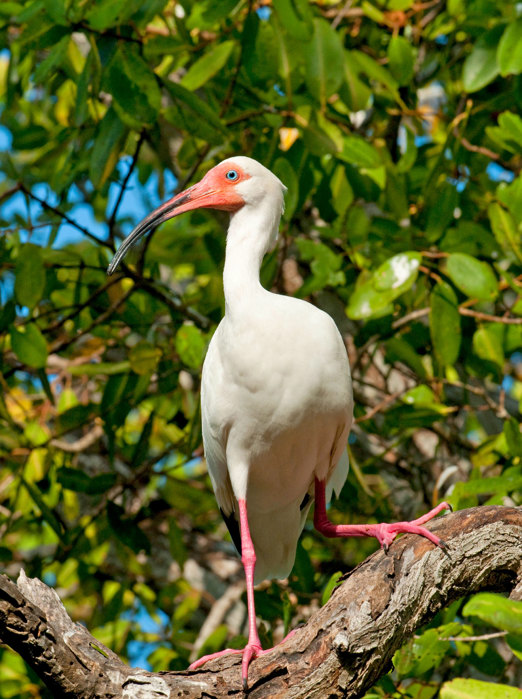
[220,507,242,556]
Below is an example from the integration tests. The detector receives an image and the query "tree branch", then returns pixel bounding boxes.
[0,506,520,698]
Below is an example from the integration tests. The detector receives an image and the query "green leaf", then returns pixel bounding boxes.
[472,323,504,368]
[338,135,381,169]
[68,361,131,376]
[387,35,414,85]
[340,51,372,111]
[425,183,458,242]
[497,175,522,223]
[164,81,228,144]
[430,281,461,366]
[107,502,150,554]
[85,0,127,30]
[296,239,345,295]
[272,0,313,41]
[304,18,344,107]
[131,412,154,467]
[488,203,522,263]
[441,678,521,699]
[180,40,235,91]
[373,251,421,291]
[347,253,421,321]
[506,633,522,662]
[445,253,498,301]
[396,126,418,173]
[74,49,95,126]
[321,571,342,605]
[33,34,69,83]
[486,111,522,155]
[463,593,522,634]
[497,19,522,77]
[168,517,188,566]
[394,626,455,678]
[58,467,116,494]
[504,418,522,458]
[346,282,394,320]
[89,107,127,188]
[330,164,354,216]
[22,478,63,539]
[243,13,279,84]
[462,27,502,93]
[449,471,522,509]
[105,49,161,128]
[197,624,229,658]
[129,341,161,376]
[175,325,207,369]
[350,49,401,103]
[273,158,298,219]
[14,244,46,309]
[42,0,67,25]
[10,323,48,368]
[165,80,227,137]
[199,0,239,25]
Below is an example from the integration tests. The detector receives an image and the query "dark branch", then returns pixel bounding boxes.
[0,506,521,698]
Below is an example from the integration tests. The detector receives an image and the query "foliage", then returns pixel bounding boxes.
[0,0,521,696]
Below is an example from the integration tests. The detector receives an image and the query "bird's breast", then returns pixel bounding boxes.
[201,303,353,509]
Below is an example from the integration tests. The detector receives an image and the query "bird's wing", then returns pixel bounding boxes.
[201,331,240,553]
[202,404,241,554]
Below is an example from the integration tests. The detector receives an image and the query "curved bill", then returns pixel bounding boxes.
[107,187,195,275]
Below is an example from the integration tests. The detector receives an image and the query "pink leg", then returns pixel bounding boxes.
[313,478,451,552]
[189,499,294,689]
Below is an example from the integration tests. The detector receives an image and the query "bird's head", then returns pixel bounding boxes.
[107,156,286,275]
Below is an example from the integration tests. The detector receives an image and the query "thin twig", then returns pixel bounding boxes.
[354,390,404,424]
[459,307,522,325]
[50,424,104,453]
[458,137,500,161]
[18,184,112,250]
[439,631,508,642]
[0,184,21,206]
[331,0,353,29]
[108,132,146,236]
[391,307,429,330]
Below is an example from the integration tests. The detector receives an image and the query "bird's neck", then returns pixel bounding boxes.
[223,203,280,317]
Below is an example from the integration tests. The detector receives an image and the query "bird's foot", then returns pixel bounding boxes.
[189,630,296,690]
[374,501,452,552]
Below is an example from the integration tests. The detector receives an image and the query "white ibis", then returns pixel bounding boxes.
[108,157,450,688]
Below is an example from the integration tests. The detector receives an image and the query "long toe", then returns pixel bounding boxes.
[189,642,265,690]
[188,647,242,671]
[378,521,443,549]
[242,643,264,690]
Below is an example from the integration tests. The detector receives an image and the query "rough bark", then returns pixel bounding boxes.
[0,506,521,698]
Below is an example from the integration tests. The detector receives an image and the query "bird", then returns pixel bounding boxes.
[108,156,450,689]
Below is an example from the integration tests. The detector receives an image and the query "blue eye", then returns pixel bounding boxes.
[225,169,239,181]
